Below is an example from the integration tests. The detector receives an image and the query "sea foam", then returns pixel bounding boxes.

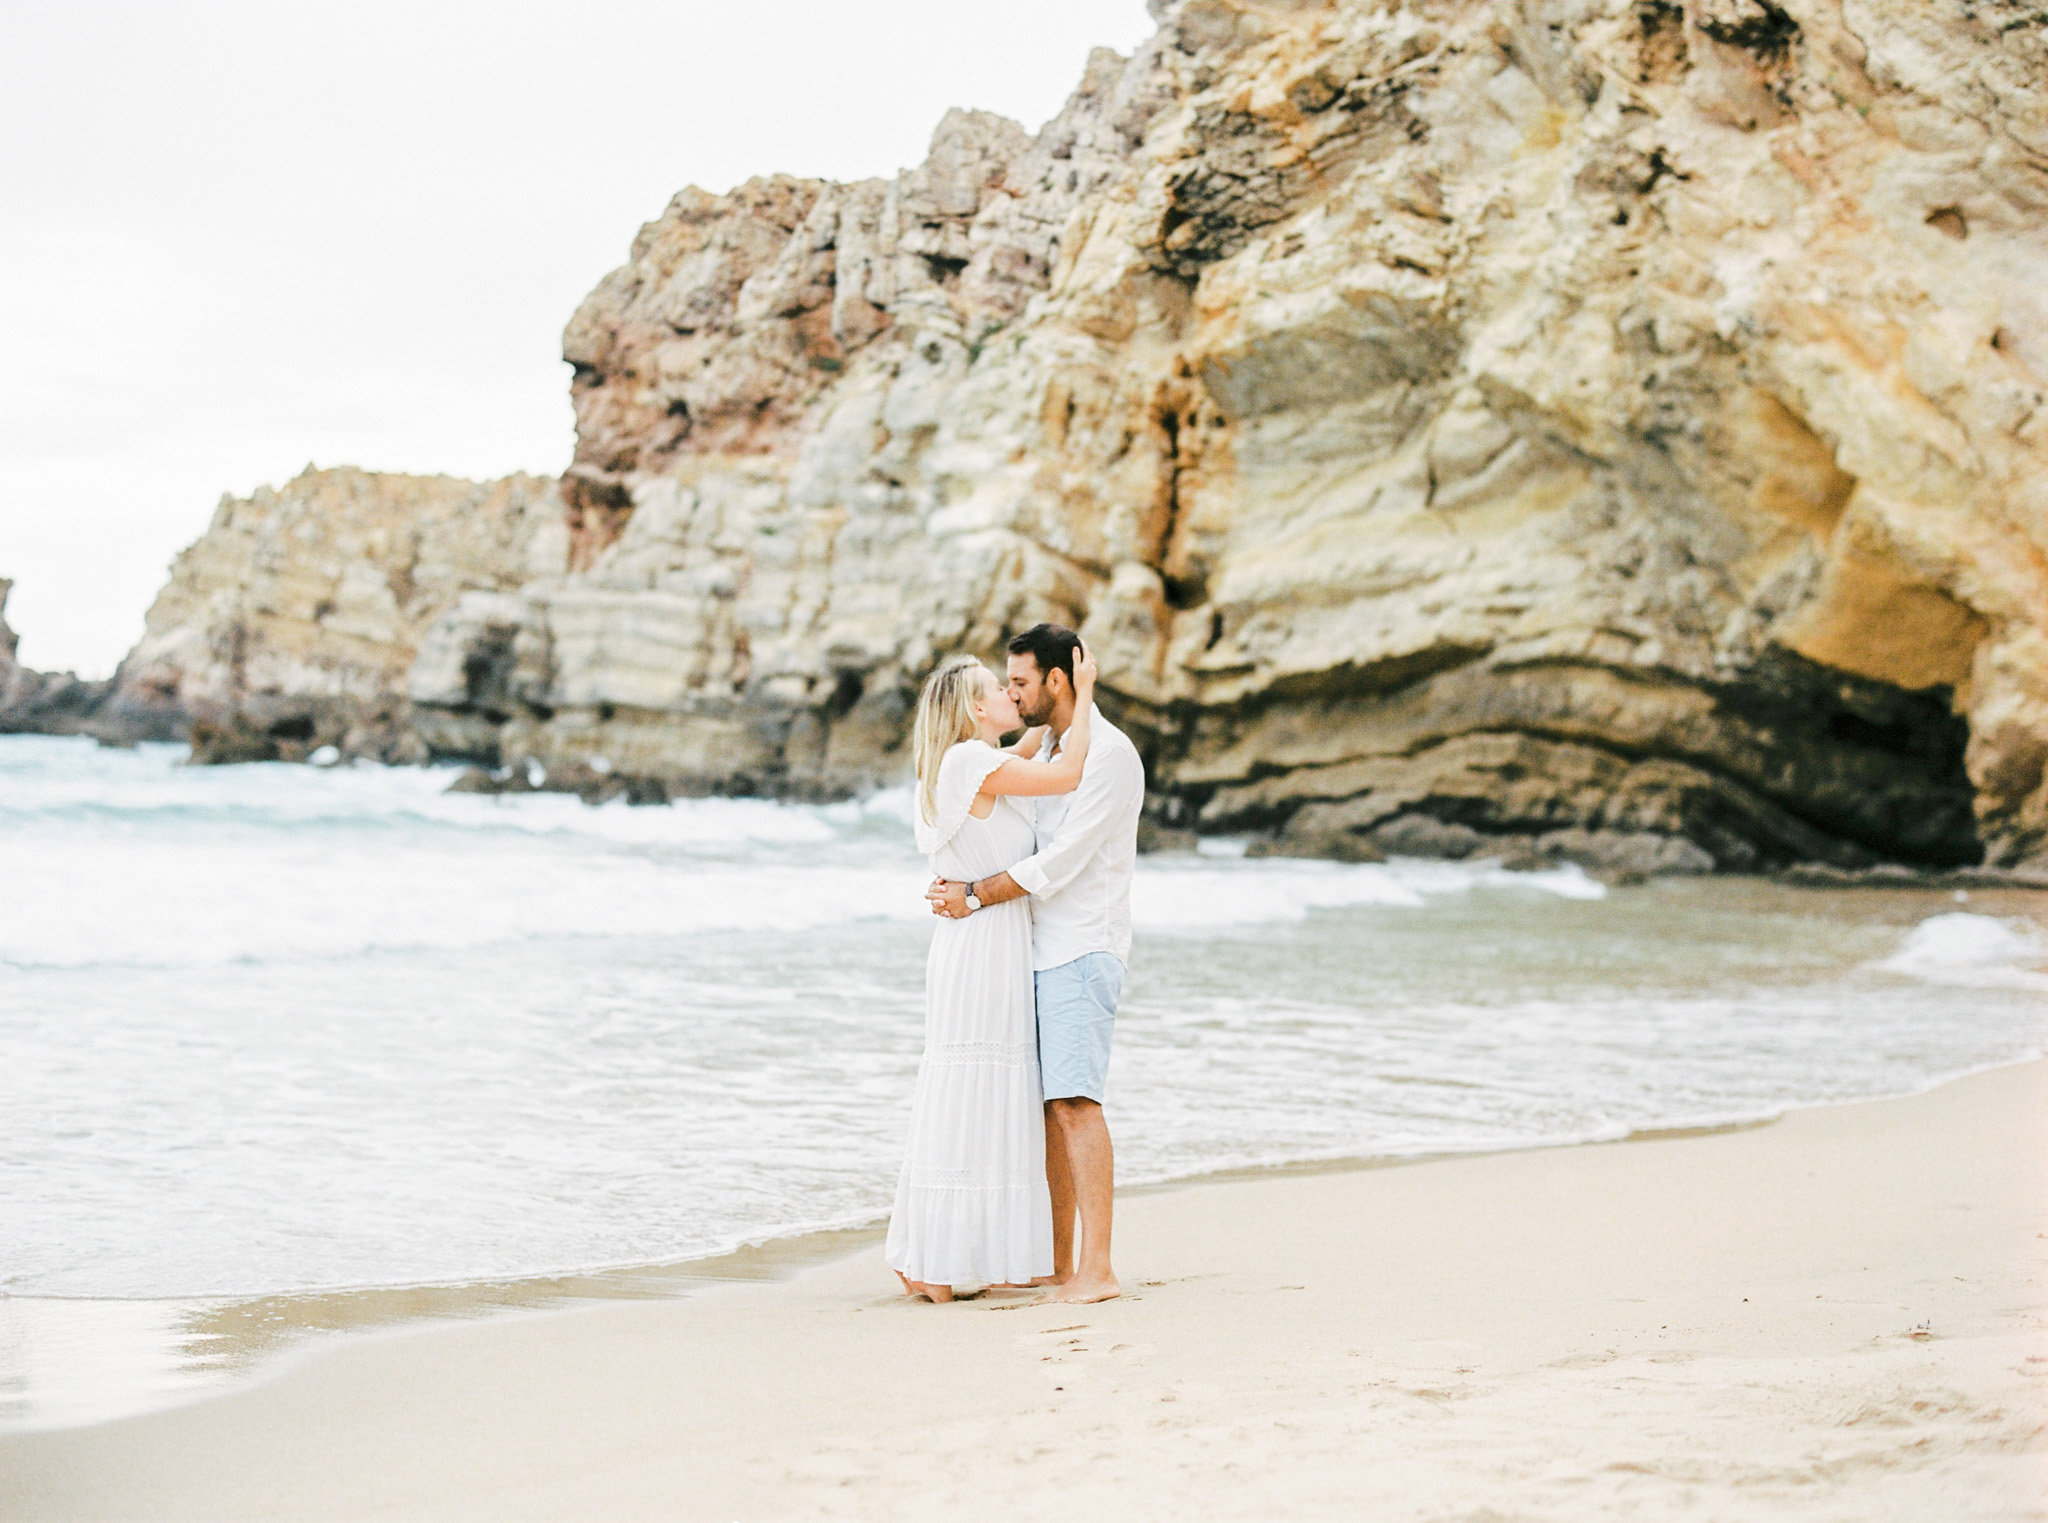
[1879,912,2048,991]
[2,736,1602,969]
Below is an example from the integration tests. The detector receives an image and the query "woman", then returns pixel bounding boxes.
[885,645,1097,1301]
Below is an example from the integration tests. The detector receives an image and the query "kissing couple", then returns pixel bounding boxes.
[886,623,1144,1305]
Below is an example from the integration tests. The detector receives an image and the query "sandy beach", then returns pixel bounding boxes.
[5,1059,2042,1521]
[7,0,2048,1514]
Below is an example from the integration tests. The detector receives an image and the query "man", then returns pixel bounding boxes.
[926,623,1144,1305]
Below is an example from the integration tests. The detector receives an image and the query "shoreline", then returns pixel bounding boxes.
[9,1048,2040,1438]
[6,1059,2042,1519]
[7,1048,2043,1438]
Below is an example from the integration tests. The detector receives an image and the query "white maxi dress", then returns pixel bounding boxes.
[884,740,1055,1288]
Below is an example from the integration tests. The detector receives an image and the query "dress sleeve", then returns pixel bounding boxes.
[913,741,1009,856]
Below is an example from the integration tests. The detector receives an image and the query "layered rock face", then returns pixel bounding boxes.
[114,468,563,761]
[113,0,2048,871]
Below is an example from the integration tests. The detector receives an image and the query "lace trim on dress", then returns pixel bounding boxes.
[913,741,1010,857]
[898,1167,1045,1190]
[921,1039,1037,1068]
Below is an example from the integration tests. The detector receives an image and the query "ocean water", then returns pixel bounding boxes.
[4,734,2045,1426]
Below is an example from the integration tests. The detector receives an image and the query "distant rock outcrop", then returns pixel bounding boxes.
[86,0,2048,873]
[0,580,138,740]
[111,468,563,762]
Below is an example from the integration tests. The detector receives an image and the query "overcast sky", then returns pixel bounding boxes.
[0,1,1156,676]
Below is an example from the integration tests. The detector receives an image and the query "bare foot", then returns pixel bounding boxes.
[1051,1273,1120,1304]
[894,1268,957,1302]
[982,1284,1044,1302]
[1028,1274,1070,1288]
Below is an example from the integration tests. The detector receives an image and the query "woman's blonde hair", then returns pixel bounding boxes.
[913,654,990,825]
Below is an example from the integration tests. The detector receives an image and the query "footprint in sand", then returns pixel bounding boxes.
[1026,1323,1152,1376]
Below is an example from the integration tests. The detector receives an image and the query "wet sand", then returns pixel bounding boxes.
[5,1061,2043,1521]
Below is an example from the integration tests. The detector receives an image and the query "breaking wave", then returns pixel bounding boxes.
[0,736,1601,970]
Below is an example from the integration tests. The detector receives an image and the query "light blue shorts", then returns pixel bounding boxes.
[1035,952,1124,1104]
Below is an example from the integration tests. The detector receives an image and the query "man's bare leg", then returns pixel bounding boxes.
[1036,1104,1077,1285]
[1048,1097,1119,1303]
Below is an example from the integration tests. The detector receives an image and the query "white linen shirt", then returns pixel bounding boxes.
[1007,705,1145,972]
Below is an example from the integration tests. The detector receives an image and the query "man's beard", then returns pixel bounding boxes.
[1017,692,1054,727]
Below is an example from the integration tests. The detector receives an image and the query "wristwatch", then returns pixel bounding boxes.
[963,889,983,914]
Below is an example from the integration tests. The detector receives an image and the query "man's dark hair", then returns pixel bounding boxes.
[1006,623,1080,687]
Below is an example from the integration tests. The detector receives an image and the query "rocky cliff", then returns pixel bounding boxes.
[99,0,2048,872]
[110,468,563,761]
